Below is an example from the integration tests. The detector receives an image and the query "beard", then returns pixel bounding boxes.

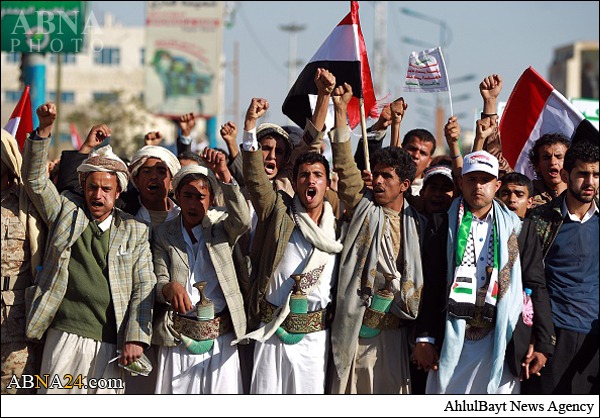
[569,185,597,204]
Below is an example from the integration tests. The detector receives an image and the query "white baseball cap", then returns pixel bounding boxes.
[462,151,499,178]
[423,165,454,185]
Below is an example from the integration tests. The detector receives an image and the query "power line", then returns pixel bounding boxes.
[237,4,287,78]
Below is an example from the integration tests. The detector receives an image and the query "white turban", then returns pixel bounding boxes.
[172,164,219,195]
[77,145,130,192]
[129,145,181,190]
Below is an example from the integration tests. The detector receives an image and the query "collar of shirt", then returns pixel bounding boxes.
[96,213,113,232]
[561,197,599,223]
[180,216,203,249]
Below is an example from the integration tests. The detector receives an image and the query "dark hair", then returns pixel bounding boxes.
[563,141,599,173]
[178,151,203,165]
[402,128,436,155]
[528,133,570,173]
[259,133,292,161]
[371,146,417,183]
[430,155,452,168]
[499,172,534,197]
[292,151,330,182]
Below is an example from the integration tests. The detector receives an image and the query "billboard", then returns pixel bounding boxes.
[1,1,89,54]
[145,1,224,117]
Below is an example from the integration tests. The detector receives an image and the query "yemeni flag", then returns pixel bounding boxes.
[4,85,33,153]
[499,67,598,179]
[282,1,378,130]
[70,123,83,149]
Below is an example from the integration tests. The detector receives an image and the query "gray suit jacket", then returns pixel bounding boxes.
[22,136,156,349]
[151,181,251,346]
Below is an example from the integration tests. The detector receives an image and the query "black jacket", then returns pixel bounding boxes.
[415,209,555,377]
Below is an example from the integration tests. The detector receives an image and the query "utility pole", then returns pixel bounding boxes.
[373,1,387,98]
[279,23,306,103]
[233,41,240,126]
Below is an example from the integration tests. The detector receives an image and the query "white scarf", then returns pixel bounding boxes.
[232,196,342,344]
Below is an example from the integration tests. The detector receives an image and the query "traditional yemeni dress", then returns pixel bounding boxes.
[250,228,337,394]
[154,222,242,394]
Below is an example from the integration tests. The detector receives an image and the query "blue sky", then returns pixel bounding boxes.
[92,1,599,138]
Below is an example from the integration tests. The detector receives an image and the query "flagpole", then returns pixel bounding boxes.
[359,98,370,172]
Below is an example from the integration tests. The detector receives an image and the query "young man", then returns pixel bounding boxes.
[403,128,436,197]
[328,82,424,394]
[151,149,250,394]
[527,140,599,394]
[420,165,456,217]
[126,145,181,226]
[23,103,156,394]
[413,150,555,394]
[238,133,342,393]
[498,172,534,218]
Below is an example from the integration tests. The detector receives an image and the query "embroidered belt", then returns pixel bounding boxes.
[361,307,406,330]
[260,299,331,334]
[172,311,233,341]
[465,306,494,341]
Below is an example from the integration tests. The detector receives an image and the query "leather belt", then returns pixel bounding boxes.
[260,299,331,334]
[361,307,406,330]
[172,311,233,341]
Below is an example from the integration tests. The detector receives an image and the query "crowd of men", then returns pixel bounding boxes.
[1,70,598,395]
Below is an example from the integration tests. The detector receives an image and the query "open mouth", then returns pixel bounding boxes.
[264,162,276,175]
[147,184,159,191]
[305,188,317,203]
[91,201,103,208]
[547,168,560,177]
[373,187,385,194]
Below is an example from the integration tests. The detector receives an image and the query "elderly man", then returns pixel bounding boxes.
[1,129,46,394]
[22,103,156,394]
[413,150,554,394]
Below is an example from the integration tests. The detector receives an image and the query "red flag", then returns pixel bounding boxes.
[282,1,378,129]
[499,67,598,179]
[4,85,33,152]
[70,123,82,149]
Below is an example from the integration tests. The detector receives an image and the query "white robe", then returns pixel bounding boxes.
[250,229,337,394]
[154,222,242,394]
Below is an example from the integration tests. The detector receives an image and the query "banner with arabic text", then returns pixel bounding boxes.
[403,47,449,93]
